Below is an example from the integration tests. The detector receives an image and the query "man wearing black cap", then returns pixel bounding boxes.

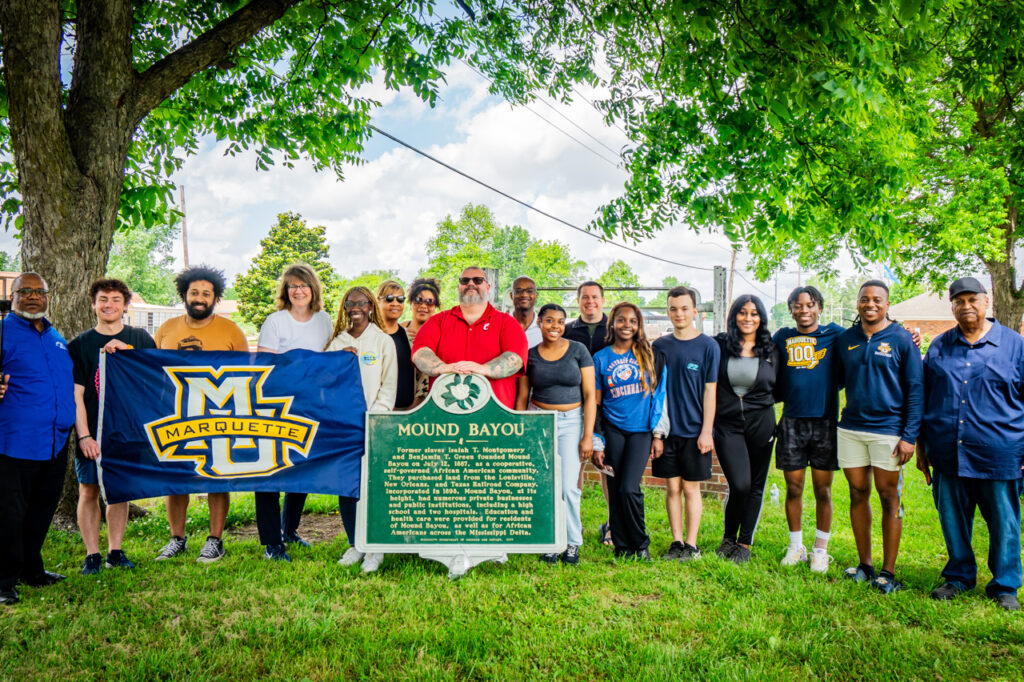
[917,277,1024,611]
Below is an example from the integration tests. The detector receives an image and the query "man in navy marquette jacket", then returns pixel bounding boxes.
[0,273,76,606]
[917,277,1024,612]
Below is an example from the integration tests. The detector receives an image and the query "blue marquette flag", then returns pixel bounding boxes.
[97,349,366,504]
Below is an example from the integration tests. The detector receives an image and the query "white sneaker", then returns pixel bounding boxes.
[338,547,364,566]
[361,552,384,573]
[780,544,808,567]
[809,549,833,574]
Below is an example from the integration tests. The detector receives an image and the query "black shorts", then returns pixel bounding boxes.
[651,435,711,481]
[775,416,838,472]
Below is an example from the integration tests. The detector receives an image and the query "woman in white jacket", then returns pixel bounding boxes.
[326,286,397,573]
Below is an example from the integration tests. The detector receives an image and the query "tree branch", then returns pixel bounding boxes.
[131,0,301,124]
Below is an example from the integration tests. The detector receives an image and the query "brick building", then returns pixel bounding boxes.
[889,291,1024,339]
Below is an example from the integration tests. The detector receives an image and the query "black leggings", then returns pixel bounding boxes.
[603,422,652,553]
[714,406,776,545]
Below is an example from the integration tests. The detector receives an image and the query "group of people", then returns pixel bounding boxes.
[0,265,1020,613]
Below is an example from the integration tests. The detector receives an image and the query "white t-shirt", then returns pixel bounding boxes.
[524,313,542,348]
[258,310,334,352]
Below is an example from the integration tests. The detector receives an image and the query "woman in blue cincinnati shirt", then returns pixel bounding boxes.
[834,280,923,594]
[592,302,666,560]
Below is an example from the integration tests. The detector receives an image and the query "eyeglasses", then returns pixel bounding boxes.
[343,300,370,310]
[286,283,311,291]
[513,287,537,295]
[459,276,486,286]
[14,288,48,297]
[413,296,437,307]
[380,294,406,303]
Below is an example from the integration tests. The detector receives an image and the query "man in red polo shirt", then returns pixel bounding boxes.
[412,266,528,408]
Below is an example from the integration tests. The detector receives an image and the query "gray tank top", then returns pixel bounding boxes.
[727,356,759,397]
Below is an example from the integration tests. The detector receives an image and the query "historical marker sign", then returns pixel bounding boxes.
[356,373,564,577]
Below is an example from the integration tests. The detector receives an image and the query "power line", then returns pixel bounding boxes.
[733,270,775,300]
[570,85,629,137]
[368,124,717,272]
[459,59,621,169]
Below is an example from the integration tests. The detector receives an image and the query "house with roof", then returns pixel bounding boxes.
[889,291,1024,339]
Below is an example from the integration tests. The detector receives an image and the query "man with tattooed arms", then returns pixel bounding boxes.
[412,266,528,408]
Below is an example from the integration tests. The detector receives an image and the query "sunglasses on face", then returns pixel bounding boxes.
[343,300,370,310]
[379,294,406,303]
[459,276,486,286]
[413,296,437,307]
[14,288,48,297]
[513,287,537,295]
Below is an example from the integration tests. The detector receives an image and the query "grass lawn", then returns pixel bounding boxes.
[1,470,1022,680]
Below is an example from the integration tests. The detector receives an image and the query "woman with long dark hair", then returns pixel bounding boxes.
[591,302,666,560]
[326,286,397,573]
[516,303,596,565]
[713,295,781,564]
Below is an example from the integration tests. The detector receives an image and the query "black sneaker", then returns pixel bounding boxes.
[729,544,751,564]
[281,531,311,548]
[992,594,1020,611]
[634,548,652,562]
[81,553,102,576]
[0,589,19,606]
[715,538,736,559]
[930,582,964,601]
[19,571,65,587]
[196,536,225,564]
[264,544,292,563]
[871,571,902,595]
[843,563,877,583]
[105,550,136,570]
[539,552,560,564]
[561,545,580,565]
[155,536,187,561]
[678,543,701,561]
[662,541,687,561]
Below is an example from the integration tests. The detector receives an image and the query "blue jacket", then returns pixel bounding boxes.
[0,314,76,460]
[835,322,923,443]
[921,321,1024,480]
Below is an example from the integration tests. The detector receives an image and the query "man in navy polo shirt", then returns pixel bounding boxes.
[917,277,1024,612]
[0,273,76,606]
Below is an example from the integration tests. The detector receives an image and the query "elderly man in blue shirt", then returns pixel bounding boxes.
[917,277,1024,612]
[0,273,76,606]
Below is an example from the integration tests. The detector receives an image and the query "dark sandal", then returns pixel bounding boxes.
[599,522,613,547]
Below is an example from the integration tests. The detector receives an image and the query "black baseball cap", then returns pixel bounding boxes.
[948,277,987,300]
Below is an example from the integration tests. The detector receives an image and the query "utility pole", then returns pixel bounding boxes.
[179,185,190,268]
[726,245,737,305]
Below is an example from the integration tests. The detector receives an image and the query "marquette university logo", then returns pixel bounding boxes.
[785,336,828,370]
[144,366,319,478]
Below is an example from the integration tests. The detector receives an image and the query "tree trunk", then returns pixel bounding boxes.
[981,218,1024,332]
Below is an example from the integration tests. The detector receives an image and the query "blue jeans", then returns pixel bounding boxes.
[932,470,1023,597]
[554,407,584,547]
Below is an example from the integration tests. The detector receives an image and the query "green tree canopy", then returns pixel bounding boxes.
[418,203,585,307]
[596,260,642,306]
[0,250,20,272]
[106,221,179,306]
[645,276,691,310]
[508,1,1023,327]
[234,212,338,329]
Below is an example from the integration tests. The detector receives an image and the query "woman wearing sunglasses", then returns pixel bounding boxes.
[516,303,596,565]
[592,302,667,561]
[376,280,419,410]
[327,286,398,573]
[402,278,441,404]
[254,263,334,561]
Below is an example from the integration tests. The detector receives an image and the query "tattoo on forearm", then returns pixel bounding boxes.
[485,351,523,379]
[413,349,446,376]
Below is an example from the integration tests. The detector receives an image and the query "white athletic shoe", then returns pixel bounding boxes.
[361,552,384,573]
[809,549,832,574]
[780,544,808,567]
[338,547,364,566]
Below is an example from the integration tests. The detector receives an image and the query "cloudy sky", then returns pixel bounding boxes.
[1,59,837,306]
